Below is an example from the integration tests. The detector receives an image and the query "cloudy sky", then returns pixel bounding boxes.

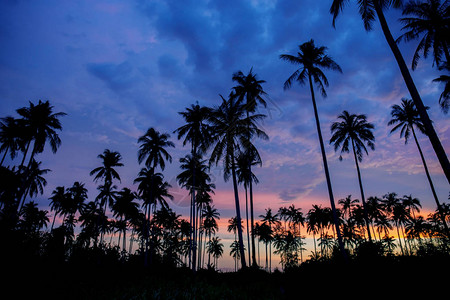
[1,0,448,267]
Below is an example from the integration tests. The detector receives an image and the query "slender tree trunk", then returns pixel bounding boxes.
[374,3,450,183]
[307,73,347,259]
[351,140,372,242]
[20,140,32,168]
[245,185,251,265]
[231,155,247,268]
[396,222,404,256]
[412,127,450,236]
[249,178,257,267]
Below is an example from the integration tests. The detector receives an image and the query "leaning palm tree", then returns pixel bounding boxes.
[396,0,450,70]
[330,110,375,241]
[330,0,450,183]
[388,98,449,235]
[208,94,268,268]
[16,100,66,168]
[280,39,346,257]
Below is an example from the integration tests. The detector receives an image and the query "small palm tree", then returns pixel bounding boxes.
[18,159,50,211]
[280,39,346,257]
[388,98,449,236]
[90,149,123,187]
[207,237,224,270]
[260,208,280,271]
[330,0,450,183]
[112,188,139,252]
[330,110,375,241]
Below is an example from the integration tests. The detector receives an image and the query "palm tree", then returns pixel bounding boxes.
[206,236,224,270]
[15,100,66,168]
[260,208,280,271]
[257,222,272,271]
[397,0,450,70]
[18,159,50,211]
[90,149,123,187]
[208,95,268,268]
[137,127,174,265]
[232,69,268,267]
[49,186,68,230]
[330,0,450,183]
[229,240,241,271]
[330,110,375,241]
[280,39,346,257]
[202,204,220,267]
[112,188,140,252]
[235,150,261,265]
[388,98,449,236]
[0,116,23,166]
[433,70,450,113]
[174,103,212,270]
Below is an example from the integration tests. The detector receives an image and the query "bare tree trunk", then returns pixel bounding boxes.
[231,156,247,268]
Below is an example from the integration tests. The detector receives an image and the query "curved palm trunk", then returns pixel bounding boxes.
[351,140,372,242]
[307,73,346,260]
[374,3,450,183]
[231,152,247,268]
[411,127,450,235]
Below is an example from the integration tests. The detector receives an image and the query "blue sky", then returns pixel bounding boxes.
[0,0,449,267]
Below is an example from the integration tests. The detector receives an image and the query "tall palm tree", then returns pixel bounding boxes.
[330,110,375,241]
[15,100,66,168]
[397,0,450,70]
[232,69,268,267]
[330,0,450,183]
[280,39,346,257]
[137,127,174,265]
[208,95,268,268]
[388,98,449,235]
[174,103,212,271]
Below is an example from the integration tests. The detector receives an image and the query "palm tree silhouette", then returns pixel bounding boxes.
[232,69,268,267]
[330,0,450,183]
[432,70,449,113]
[174,103,212,270]
[236,150,261,265]
[49,186,68,230]
[260,208,280,271]
[0,116,23,166]
[208,94,268,268]
[206,236,224,270]
[15,100,66,168]
[18,159,50,211]
[330,110,375,241]
[388,98,449,236]
[280,39,346,258]
[112,188,139,252]
[397,0,450,70]
[201,204,220,268]
[137,127,174,266]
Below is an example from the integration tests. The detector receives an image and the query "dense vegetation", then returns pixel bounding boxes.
[1,0,449,298]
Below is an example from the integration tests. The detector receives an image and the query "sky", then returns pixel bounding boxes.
[0,0,449,270]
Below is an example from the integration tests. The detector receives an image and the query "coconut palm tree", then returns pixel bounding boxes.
[235,149,261,265]
[280,39,346,257]
[433,70,450,113]
[201,204,220,267]
[90,149,123,187]
[229,240,241,271]
[49,186,68,230]
[330,0,450,183]
[0,116,23,166]
[330,110,375,241]
[397,0,450,70]
[257,222,272,271]
[15,100,66,168]
[388,98,449,236]
[112,188,140,252]
[206,236,224,270]
[232,69,268,267]
[208,94,268,268]
[18,159,50,211]
[260,208,280,271]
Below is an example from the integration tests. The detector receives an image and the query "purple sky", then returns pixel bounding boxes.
[1,0,449,267]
